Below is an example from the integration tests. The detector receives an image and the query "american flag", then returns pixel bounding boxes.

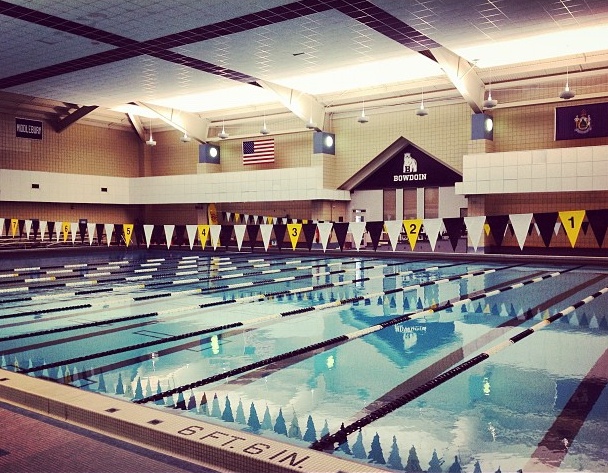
[242,138,275,165]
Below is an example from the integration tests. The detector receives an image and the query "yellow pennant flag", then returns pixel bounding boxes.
[287,223,302,250]
[62,221,70,242]
[484,223,491,236]
[559,210,585,248]
[267,216,273,224]
[123,224,134,247]
[10,218,18,237]
[198,224,210,249]
[234,212,240,223]
[403,219,423,251]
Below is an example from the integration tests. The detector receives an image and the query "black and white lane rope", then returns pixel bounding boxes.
[15,263,487,377]
[132,264,521,405]
[311,271,604,452]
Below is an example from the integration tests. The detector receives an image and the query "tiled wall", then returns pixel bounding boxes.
[0,112,142,177]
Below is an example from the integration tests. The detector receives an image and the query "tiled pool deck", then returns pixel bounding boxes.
[0,372,385,473]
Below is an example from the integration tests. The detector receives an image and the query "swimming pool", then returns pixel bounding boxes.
[1,249,607,473]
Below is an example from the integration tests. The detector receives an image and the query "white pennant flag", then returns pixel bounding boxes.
[104,223,114,246]
[234,225,246,251]
[143,225,154,248]
[464,216,486,252]
[25,220,32,239]
[423,218,443,251]
[225,212,232,223]
[348,221,366,251]
[316,222,333,252]
[87,223,96,245]
[55,222,62,242]
[509,213,533,250]
[210,225,222,250]
[39,220,47,241]
[0,218,4,237]
[384,220,403,251]
[164,225,175,249]
[259,224,273,250]
[186,224,197,250]
[71,222,79,244]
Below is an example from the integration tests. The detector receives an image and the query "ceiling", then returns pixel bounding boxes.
[1,0,608,141]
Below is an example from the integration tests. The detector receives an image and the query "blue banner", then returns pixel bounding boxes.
[555,102,608,140]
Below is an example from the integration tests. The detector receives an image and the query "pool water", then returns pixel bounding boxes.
[1,250,607,472]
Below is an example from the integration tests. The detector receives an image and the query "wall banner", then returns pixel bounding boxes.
[16,117,43,140]
[555,102,608,140]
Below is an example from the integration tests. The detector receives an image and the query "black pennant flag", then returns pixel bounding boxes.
[533,212,558,247]
[366,221,385,251]
[333,222,349,251]
[301,223,317,250]
[586,209,608,247]
[219,225,234,249]
[486,215,510,247]
[273,224,287,250]
[443,217,464,252]
[246,224,260,250]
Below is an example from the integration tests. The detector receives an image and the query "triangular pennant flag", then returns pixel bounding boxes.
[509,213,533,250]
[174,225,186,246]
[61,221,70,242]
[581,221,589,235]
[554,221,561,235]
[164,224,175,249]
[365,221,385,251]
[442,217,464,252]
[287,223,302,250]
[348,221,366,251]
[186,224,198,250]
[25,219,32,239]
[123,224,134,247]
[382,220,400,251]
[54,221,61,242]
[94,223,103,245]
[333,222,349,251]
[141,224,152,248]
[210,225,222,250]
[70,222,79,244]
[31,219,40,240]
[78,220,87,243]
[114,224,124,246]
[104,223,114,246]
[533,212,559,247]
[301,223,317,251]
[559,210,585,248]
[403,219,423,251]
[485,215,509,247]
[243,214,249,224]
[259,224,273,250]
[463,216,485,252]
[273,224,287,250]
[483,223,490,236]
[10,218,19,237]
[586,209,608,247]
[39,220,47,241]
[197,224,210,249]
[87,223,96,245]
[422,218,443,251]
[219,225,234,249]
[316,222,333,252]
[234,213,240,224]
[225,212,232,223]
[234,224,246,251]
[0,218,4,237]
[246,224,260,250]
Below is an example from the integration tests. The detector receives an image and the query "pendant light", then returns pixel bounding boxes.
[218,119,229,139]
[260,115,269,135]
[483,80,498,109]
[357,100,369,123]
[559,66,575,100]
[146,118,156,146]
[415,87,428,116]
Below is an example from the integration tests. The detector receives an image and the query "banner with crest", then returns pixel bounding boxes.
[555,102,608,140]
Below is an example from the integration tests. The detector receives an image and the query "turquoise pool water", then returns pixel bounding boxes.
[1,250,607,472]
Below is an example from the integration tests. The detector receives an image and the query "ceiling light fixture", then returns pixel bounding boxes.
[146,119,156,146]
[559,66,575,100]
[357,100,369,123]
[415,87,428,117]
[180,132,191,143]
[483,80,498,109]
[218,120,229,139]
[260,115,269,135]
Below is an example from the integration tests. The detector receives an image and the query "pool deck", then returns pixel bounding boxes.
[0,371,386,473]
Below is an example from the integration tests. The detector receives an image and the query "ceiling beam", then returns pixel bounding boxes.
[257,80,326,131]
[50,105,98,133]
[127,113,146,142]
[421,47,485,113]
[133,101,210,143]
